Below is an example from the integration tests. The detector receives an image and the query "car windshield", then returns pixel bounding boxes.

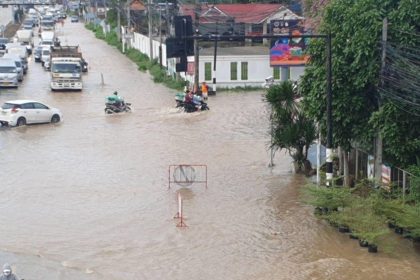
[1,103,20,110]
[41,21,54,27]
[52,63,81,73]
[42,50,50,55]
[0,67,17,73]
[0,38,8,44]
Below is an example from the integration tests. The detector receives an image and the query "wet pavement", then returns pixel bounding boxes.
[1,19,420,280]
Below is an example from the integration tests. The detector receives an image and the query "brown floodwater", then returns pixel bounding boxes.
[0,19,420,280]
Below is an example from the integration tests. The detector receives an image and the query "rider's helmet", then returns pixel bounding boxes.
[113,91,118,95]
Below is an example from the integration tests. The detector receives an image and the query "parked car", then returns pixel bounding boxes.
[0,100,62,127]
[71,16,79,23]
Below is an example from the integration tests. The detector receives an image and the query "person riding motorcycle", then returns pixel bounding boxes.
[107,91,124,108]
[0,263,19,280]
[184,90,194,104]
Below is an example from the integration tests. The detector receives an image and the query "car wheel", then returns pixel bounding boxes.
[105,108,113,114]
[51,114,60,123]
[17,117,26,127]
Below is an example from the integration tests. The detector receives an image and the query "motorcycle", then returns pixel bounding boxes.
[175,92,209,113]
[104,101,132,114]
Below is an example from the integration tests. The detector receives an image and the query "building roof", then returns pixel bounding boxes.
[217,4,283,24]
[130,0,146,11]
[180,4,298,24]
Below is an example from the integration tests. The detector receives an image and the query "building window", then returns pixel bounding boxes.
[241,62,248,80]
[204,62,212,81]
[230,62,237,80]
[273,67,280,79]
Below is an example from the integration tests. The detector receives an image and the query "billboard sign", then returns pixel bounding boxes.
[269,20,309,66]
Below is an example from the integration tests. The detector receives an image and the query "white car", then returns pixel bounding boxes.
[0,100,62,127]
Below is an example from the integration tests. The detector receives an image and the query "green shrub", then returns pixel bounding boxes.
[94,28,105,40]
[85,23,95,31]
[303,184,391,248]
[302,185,353,209]
[163,77,186,91]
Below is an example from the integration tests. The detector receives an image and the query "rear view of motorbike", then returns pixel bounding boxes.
[104,102,132,114]
[175,92,210,113]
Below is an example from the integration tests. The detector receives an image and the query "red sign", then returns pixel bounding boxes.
[187,62,194,75]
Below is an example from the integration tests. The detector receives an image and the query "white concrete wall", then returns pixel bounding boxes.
[0,6,14,35]
[129,32,167,67]
[196,55,305,88]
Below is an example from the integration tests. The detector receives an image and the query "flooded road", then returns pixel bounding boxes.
[1,20,420,280]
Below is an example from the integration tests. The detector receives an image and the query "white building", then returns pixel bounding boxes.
[183,46,304,88]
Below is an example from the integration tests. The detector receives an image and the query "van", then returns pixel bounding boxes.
[0,58,19,88]
[2,54,24,82]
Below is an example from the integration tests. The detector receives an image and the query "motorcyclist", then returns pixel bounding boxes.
[184,89,193,104]
[192,93,203,110]
[0,263,19,280]
[106,91,124,108]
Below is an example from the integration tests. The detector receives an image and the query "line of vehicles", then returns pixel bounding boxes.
[1,5,88,91]
[0,5,88,127]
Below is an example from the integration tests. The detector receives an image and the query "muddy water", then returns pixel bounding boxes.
[0,19,420,280]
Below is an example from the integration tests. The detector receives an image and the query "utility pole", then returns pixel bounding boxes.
[375,18,387,187]
[212,21,218,94]
[317,123,321,186]
[126,0,131,50]
[165,0,170,36]
[159,7,163,66]
[148,0,153,61]
[193,0,200,92]
[127,0,131,29]
[117,0,121,40]
[325,33,333,186]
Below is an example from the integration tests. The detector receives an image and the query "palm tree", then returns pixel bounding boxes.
[266,80,316,174]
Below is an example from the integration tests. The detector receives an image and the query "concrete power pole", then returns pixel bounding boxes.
[148,0,153,61]
[117,1,121,40]
[375,18,387,186]
[193,1,200,93]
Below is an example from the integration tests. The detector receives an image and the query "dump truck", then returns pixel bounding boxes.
[50,46,83,91]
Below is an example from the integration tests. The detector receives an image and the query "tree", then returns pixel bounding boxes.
[266,81,316,173]
[370,0,420,168]
[299,0,420,185]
